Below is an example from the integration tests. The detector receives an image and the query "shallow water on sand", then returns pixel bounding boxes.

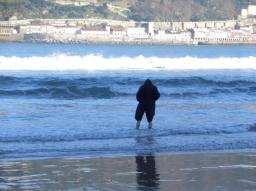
[1,153,256,191]
[1,44,256,163]
[1,70,256,159]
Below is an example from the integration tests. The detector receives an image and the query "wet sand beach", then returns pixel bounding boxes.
[1,152,256,191]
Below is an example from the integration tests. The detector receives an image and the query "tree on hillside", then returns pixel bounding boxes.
[1,0,255,21]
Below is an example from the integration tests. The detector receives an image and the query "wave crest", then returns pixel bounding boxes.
[1,75,256,99]
[0,86,118,99]
[1,54,256,70]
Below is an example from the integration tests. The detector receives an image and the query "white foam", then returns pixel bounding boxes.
[0,54,256,71]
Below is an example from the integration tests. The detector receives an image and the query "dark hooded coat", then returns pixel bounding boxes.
[135,79,160,122]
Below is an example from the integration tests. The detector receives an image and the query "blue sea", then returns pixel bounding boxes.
[1,43,256,159]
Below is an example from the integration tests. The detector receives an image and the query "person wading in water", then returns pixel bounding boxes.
[135,79,160,129]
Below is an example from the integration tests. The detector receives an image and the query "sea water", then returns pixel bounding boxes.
[1,43,256,159]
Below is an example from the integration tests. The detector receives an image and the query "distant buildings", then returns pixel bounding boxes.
[52,0,98,6]
[80,26,110,36]
[110,26,126,39]
[240,5,256,19]
[0,24,19,41]
[0,4,256,44]
[192,28,250,42]
[154,30,191,42]
[126,27,149,39]
[26,25,81,35]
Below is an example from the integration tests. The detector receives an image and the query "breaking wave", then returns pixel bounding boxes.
[1,75,256,99]
[1,54,256,70]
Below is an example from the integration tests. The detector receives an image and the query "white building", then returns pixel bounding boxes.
[193,28,248,42]
[240,5,256,19]
[53,0,97,6]
[208,30,230,41]
[241,9,248,19]
[126,27,149,39]
[54,26,80,34]
[26,25,80,35]
[192,28,209,41]
[248,5,256,16]
[81,29,109,36]
[26,25,55,34]
[49,20,67,27]
[148,22,154,37]
[0,26,18,36]
[110,26,126,38]
[240,25,254,33]
[80,26,110,36]
[154,30,191,41]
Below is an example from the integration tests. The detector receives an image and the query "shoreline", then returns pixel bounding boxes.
[2,38,256,46]
[1,151,256,191]
[2,149,256,162]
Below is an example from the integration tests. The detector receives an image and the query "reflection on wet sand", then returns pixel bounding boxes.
[135,132,159,190]
[1,153,256,191]
[136,155,160,191]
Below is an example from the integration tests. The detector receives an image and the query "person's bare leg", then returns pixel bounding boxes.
[148,122,152,129]
[136,121,141,129]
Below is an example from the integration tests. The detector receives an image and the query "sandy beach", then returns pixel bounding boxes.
[1,152,256,191]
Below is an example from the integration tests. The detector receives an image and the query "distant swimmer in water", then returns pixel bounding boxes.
[135,79,160,129]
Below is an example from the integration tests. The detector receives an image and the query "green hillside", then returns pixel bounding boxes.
[0,0,256,21]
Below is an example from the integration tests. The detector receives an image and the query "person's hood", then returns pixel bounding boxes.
[144,79,153,87]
